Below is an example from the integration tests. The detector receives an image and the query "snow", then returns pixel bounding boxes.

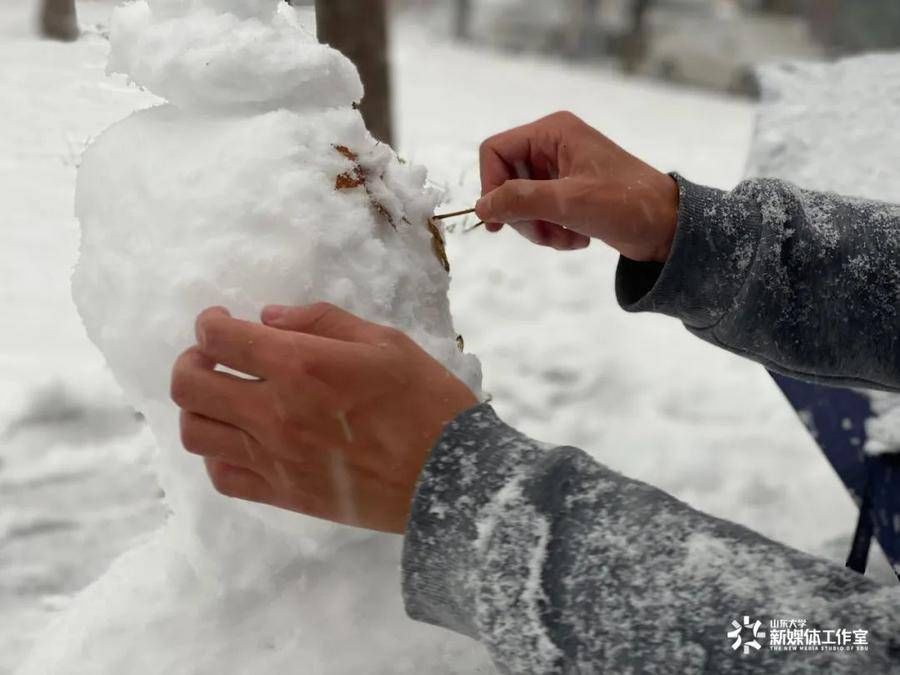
[2,1,892,673]
[108,2,363,112]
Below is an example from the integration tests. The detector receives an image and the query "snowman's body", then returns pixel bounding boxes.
[19,2,489,673]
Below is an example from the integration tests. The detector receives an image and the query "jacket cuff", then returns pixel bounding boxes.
[401,403,545,639]
[615,174,762,328]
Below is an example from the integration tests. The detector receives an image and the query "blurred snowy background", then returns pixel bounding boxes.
[2,0,899,672]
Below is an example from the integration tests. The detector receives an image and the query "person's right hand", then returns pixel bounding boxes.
[476,111,679,263]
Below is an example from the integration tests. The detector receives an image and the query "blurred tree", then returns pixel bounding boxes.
[832,0,900,54]
[314,0,394,145]
[454,0,472,41]
[564,0,602,59]
[758,0,802,14]
[621,0,652,73]
[40,0,79,41]
[802,0,900,55]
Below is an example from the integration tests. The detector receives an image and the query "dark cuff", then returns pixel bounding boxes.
[615,174,762,329]
[401,403,543,639]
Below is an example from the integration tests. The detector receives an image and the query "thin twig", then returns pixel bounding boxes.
[464,221,485,233]
[432,207,476,220]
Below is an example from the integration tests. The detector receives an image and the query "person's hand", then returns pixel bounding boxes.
[476,111,679,263]
[170,304,478,534]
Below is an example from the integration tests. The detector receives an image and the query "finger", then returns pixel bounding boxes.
[259,302,385,345]
[479,117,564,194]
[479,126,534,229]
[171,346,269,430]
[180,410,264,468]
[511,221,591,251]
[479,136,516,197]
[196,307,306,379]
[479,110,584,190]
[205,458,272,504]
[476,178,570,226]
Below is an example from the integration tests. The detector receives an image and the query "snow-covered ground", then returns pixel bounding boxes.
[0,2,871,672]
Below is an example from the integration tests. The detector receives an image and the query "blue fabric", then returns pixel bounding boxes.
[771,373,900,579]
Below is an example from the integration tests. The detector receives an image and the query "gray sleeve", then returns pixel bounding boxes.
[402,404,900,674]
[616,175,900,392]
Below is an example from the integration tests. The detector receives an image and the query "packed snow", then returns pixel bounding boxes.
[3,1,897,673]
[108,1,363,111]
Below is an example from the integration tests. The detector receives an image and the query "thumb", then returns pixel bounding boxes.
[475,179,568,226]
[261,302,378,343]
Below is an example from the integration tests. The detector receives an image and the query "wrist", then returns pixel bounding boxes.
[649,173,679,264]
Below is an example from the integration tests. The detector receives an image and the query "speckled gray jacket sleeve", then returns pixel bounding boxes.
[402,404,900,674]
[617,175,900,392]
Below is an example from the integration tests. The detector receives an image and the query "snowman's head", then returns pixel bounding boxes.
[149,0,278,20]
[109,0,363,114]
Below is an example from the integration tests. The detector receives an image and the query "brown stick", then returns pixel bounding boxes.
[432,207,476,221]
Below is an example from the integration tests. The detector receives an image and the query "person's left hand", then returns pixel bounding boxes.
[170,303,478,534]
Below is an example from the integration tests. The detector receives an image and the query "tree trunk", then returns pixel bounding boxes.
[759,0,801,14]
[41,0,79,41]
[315,0,394,146]
[454,0,472,41]
[622,0,652,73]
[564,0,604,59]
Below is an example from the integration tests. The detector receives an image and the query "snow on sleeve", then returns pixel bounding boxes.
[473,477,562,674]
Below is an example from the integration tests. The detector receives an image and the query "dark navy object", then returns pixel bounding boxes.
[772,373,900,580]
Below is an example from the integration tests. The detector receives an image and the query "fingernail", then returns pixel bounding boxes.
[262,305,287,323]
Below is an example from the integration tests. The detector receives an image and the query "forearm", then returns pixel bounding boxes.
[617,176,900,392]
[402,404,900,674]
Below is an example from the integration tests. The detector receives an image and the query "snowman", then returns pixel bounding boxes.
[18,1,490,673]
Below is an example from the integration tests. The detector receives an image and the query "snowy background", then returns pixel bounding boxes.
[0,1,882,671]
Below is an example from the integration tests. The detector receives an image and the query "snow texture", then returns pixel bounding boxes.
[16,2,489,674]
[108,1,364,112]
[746,54,900,454]
[406,404,900,673]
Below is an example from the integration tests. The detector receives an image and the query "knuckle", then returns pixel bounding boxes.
[199,317,225,352]
[237,337,258,365]
[207,464,238,497]
[376,325,407,348]
[287,354,311,378]
[179,414,202,453]
[170,371,191,408]
[304,302,342,333]
[502,183,524,210]
[308,301,338,318]
[551,110,579,125]
[479,133,501,153]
